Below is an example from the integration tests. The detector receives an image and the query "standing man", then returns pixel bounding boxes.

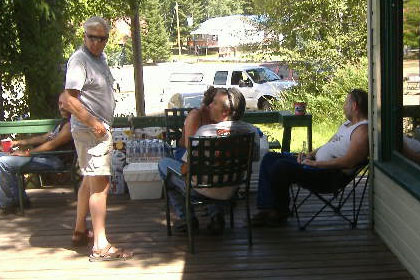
[61,16,132,261]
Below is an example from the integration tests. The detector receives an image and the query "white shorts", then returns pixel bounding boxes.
[72,129,113,176]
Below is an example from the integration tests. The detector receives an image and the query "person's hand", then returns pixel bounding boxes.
[91,121,107,139]
[297,152,306,164]
[302,158,317,167]
[10,150,29,157]
[11,140,20,148]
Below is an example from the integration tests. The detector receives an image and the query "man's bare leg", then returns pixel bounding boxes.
[74,176,89,234]
[88,175,110,249]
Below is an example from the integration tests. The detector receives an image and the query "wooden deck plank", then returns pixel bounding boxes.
[0,186,413,279]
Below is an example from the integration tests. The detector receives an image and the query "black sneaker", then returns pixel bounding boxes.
[174,217,199,234]
[207,214,225,235]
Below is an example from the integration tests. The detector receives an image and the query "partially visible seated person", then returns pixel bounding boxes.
[252,89,369,226]
[173,86,217,160]
[403,135,420,164]
[0,97,73,213]
[159,88,260,235]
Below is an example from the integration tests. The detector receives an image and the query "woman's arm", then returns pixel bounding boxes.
[180,109,201,148]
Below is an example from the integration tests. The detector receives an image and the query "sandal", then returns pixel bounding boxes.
[89,243,133,262]
[72,229,94,247]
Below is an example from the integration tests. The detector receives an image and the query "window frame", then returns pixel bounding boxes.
[375,0,420,200]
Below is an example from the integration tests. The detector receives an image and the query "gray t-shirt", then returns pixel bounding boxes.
[65,46,115,130]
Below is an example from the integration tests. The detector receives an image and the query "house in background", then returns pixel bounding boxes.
[187,15,265,57]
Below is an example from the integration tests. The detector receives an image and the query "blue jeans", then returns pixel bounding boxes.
[257,152,351,214]
[0,153,64,208]
[158,157,224,220]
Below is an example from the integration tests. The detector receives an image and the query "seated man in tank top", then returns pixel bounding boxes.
[252,89,369,227]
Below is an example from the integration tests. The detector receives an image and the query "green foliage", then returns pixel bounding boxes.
[273,58,368,125]
[251,0,367,96]
[0,0,27,120]
[141,0,171,62]
[202,0,246,18]
[403,0,420,49]
[160,0,204,45]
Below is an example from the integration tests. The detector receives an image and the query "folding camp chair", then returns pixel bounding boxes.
[164,133,255,253]
[290,161,369,230]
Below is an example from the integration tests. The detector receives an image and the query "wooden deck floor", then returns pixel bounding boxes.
[0,185,413,280]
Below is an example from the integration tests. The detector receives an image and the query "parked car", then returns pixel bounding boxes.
[212,65,297,110]
[161,65,297,111]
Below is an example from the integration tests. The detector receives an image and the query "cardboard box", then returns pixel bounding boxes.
[123,162,162,199]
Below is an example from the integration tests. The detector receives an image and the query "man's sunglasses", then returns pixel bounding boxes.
[85,33,108,43]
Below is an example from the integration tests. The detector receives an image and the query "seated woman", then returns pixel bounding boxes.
[0,96,73,214]
[159,87,217,178]
[173,86,217,160]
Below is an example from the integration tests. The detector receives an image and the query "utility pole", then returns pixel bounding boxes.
[175,2,181,56]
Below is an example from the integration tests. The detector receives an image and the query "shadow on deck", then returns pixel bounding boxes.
[0,184,413,280]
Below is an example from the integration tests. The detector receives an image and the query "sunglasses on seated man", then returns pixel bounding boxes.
[85,33,109,43]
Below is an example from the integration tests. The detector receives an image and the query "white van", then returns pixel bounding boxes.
[162,64,296,110]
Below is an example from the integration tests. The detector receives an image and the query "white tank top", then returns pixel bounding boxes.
[315,120,368,162]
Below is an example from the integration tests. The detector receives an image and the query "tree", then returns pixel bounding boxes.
[251,0,367,91]
[141,0,171,62]
[161,0,204,46]
[403,0,420,50]
[0,0,26,120]
[201,0,246,18]
[251,0,367,123]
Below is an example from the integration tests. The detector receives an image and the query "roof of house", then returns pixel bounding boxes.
[191,15,264,47]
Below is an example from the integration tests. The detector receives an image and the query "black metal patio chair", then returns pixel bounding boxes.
[164,108,193,152]
[290,161,369,230]
[164,133,255,253]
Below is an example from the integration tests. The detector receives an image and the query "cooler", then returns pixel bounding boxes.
[123,162,162,200]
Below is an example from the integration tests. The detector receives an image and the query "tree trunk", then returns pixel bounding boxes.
[0,73,4,121]
[129,0,145,116]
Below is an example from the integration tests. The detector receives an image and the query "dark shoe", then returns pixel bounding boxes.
[1,200,31,215]
[1,205,17,215]
[174,217,199,234]
[207,214,225,235]
[251,210,288,227]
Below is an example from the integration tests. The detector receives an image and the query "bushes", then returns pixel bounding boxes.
[273,58,368,126]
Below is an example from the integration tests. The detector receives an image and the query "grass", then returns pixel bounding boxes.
[256,121,340,153]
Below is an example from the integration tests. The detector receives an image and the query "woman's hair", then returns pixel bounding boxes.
[202,86,218,106]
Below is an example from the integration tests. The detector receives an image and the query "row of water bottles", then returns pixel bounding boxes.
[126,139,169,163]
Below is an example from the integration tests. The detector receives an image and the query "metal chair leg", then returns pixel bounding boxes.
[163,181,172,236]
[18,173,25,215]
[186,191,195,254]
[246,193,253,246]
